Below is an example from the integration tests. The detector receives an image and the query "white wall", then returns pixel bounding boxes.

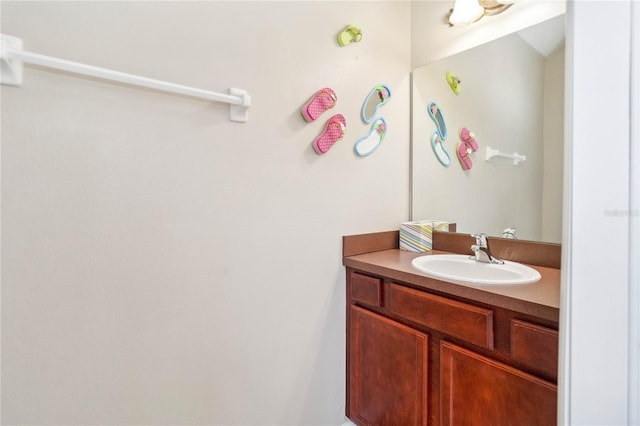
[412,33,546,241]
[630,3,640,423]
[560,1,634,424]
[0,2,411,425]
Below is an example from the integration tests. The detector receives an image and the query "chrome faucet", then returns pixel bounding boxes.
[470,233,504,264]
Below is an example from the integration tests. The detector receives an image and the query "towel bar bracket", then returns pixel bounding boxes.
[0,33,250,122]
[229,88,250,123]
[0,34,23,86]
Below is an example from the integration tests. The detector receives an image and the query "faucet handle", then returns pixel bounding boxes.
[502,227,516,239]
[471,233,488,246]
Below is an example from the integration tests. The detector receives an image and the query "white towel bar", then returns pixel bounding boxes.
[485,146,526,165]
[0,34,250,122]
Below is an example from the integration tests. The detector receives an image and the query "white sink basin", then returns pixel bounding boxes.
[411,254,541,285]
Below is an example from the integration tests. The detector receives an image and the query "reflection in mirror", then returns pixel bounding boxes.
[427,102,448,140]
[446,71,461,95]
[361,84,392,123]
[431,132,451,167]
[411,15,565,243]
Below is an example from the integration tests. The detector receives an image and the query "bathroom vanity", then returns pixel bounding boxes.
[343,231,561,426]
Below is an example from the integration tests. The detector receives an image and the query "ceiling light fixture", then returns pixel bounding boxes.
[448,0,515,26]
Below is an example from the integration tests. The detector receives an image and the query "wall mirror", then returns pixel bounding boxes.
[411,14,565,243]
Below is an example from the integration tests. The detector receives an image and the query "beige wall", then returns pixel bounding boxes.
[542,46,565,243]
[0,2,410,424]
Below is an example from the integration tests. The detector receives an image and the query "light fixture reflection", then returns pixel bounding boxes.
[448,0,515,27]
[449,0,485,26]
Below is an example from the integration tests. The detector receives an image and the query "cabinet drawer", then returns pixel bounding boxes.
[441,341,557,426]
[511,320,558,379]
[388,284,493,349]
[350,272,382,308]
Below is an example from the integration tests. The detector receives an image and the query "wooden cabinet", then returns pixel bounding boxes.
[440,342,557,426]
[349,306,428,426]
[346,269,559,426]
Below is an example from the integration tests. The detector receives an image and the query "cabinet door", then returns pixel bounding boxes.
[441,341,557,426]
[349,305,428,426]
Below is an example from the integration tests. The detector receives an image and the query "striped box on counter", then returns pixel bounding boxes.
[399,220,449,252]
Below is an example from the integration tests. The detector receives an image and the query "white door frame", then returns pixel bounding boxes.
[560,1,638,424]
